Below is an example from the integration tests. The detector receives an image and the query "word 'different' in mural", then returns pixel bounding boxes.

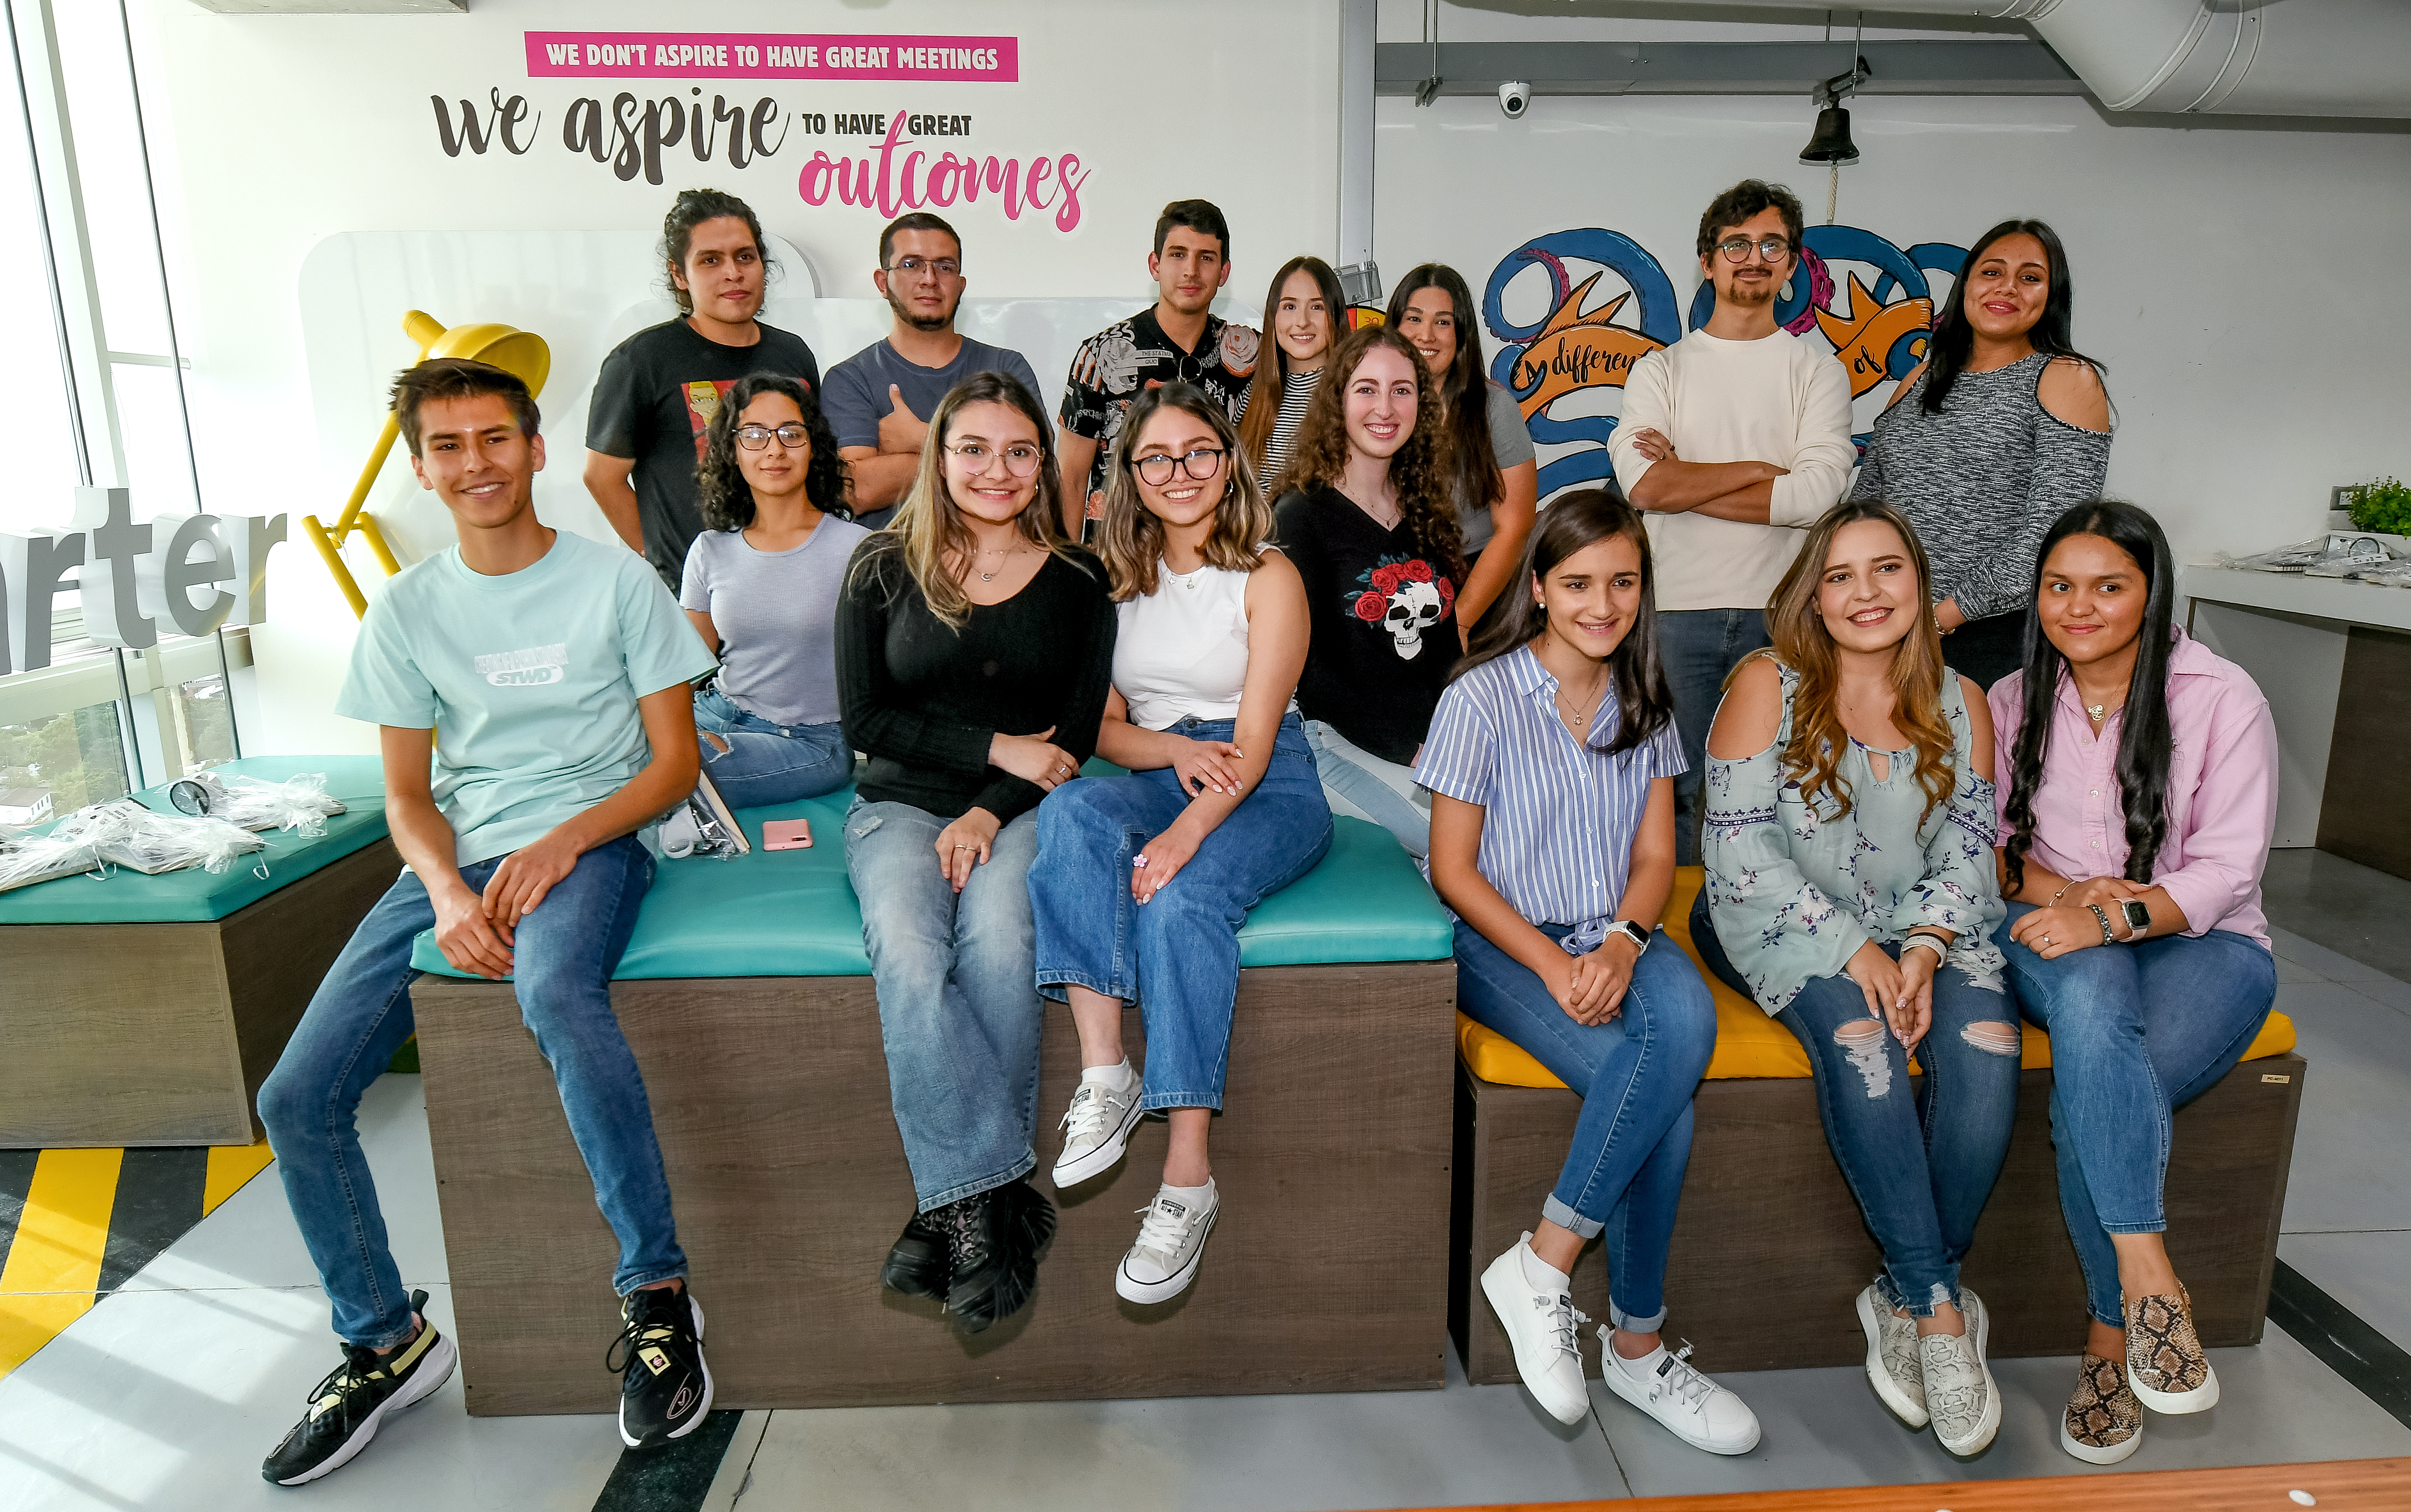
[1488,225,1969,493]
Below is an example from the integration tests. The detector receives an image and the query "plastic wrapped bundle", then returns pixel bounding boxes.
[170,770,347,836]
[0,832,101,894]
[53,800,267,875]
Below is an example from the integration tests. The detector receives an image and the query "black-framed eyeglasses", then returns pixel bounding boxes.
[886,256,962,278]
[735,422,811,450]
[1130,447,1227,486]
[945,440,1043,477]
[1716,235,1794,263]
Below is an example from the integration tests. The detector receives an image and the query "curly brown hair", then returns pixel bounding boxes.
[1282,324,1464,583]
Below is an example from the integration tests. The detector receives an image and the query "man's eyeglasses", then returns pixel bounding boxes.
[1716,236,1794,263]
[945,441,1043,477]
[735,423,812,450]
[887,256,963,279]
[1130,447,1227,486]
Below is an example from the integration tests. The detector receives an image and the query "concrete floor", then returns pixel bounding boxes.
[3,855,2408,1511]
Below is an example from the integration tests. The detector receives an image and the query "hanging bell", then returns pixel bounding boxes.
[1800,103,1859,165]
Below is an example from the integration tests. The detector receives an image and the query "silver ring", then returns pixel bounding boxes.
[2042,934,2052,946]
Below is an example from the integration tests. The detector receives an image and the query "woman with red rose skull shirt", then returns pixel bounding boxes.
[1271,325,1466,859]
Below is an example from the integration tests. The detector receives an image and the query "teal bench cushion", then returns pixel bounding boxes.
[411,783,1450,981]
[0,755,390,925]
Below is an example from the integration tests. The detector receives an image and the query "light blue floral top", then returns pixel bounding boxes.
[1701,657,2006,1015]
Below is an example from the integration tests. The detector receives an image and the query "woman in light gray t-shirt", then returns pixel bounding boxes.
[679,374,869,809]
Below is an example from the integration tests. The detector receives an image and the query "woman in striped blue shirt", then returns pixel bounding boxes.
[1418,489,1759,1457]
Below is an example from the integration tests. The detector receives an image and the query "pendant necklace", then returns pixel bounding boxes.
[977,545,1014,583]
[2086,703,2107,723]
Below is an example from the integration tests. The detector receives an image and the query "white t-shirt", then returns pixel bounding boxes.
[1113,559,1289,730]
[1607,327,1855,612]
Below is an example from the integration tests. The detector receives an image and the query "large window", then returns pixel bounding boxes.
[2,0,237,817]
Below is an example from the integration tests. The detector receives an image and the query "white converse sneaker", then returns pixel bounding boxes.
[1598,1335,1762,1455]
[1920,1290,2001,1456]
[1116,1181,1217,1303]
[1052,1065,1143,1189]
[1855,1284,1927,1428]
[1478,1235,1592,1425]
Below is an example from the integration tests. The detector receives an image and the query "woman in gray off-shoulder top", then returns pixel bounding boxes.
[1853,219,2111,691]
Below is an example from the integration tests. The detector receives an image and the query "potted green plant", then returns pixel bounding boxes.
[2343,477,2411,543]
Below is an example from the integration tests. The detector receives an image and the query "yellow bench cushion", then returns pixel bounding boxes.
[1456,868,2297,1090]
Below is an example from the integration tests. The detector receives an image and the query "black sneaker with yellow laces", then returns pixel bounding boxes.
[610,1284,714,1449]
[261,1289,457,1486]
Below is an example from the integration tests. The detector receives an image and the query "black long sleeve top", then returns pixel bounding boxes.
[835,542,1117,823]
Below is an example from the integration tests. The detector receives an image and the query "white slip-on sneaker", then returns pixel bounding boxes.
[1052,1066,1144,1189]
[1855,1284,1927,1429]
[1478,1235,1591,1425]
[1116,1181,1217,1304]
[1919,1318,2001,1457]
[1598,1335,1762,1456]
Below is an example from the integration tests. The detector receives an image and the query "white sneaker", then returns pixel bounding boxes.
[1478,1235,1591,1425]
[1920,1289,2001,1457]
[1855,1284,1927,1428]
[1052,1065,1143,1189]
[1116,1181,1217,1303]
[1598,1335,1762,1455]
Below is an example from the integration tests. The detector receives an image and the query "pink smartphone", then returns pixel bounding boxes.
[762,819,813,851]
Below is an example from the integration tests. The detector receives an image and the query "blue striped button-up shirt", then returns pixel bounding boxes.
[1413,645,1685,947]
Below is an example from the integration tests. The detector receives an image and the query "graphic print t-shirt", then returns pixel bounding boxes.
[1059,305,1259,511]
[1272,484,1461,766]
[585,318,823,590]
[335,530,717,866]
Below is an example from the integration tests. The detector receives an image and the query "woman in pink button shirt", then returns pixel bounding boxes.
[1988,500,2278,1468]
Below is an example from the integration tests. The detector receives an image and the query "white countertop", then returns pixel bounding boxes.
[2180,565,2411,634]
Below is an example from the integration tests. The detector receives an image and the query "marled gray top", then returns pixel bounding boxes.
[1851,352,2111,622]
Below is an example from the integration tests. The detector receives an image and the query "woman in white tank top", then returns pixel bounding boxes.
[1028,382,1330,1306]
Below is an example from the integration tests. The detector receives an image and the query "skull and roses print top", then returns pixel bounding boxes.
[1272,484,1464,766]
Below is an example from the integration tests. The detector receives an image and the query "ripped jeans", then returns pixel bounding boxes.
[692,687,855,811]
[1691,897,2020,1317]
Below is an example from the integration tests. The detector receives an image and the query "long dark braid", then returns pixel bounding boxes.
[2001,500,2178,895]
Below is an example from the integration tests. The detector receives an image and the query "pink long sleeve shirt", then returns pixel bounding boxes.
[1988,628,2277,949]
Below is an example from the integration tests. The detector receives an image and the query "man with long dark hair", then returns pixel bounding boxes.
[1606,179,1855,863]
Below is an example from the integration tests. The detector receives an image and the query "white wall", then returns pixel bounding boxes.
[130,0,1340,756]
[1372,89,2411,577]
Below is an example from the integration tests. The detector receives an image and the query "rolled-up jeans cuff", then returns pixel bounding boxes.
[1542,1194,1603,1241]
[615,1265,688,1298]
[1609,1300,1669,1334]
[2101,1220,2167,1236]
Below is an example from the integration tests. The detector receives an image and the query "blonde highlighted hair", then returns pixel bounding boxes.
[1095,383,1273,601]
[1750,499,1957,825]
[851,371,1084,629]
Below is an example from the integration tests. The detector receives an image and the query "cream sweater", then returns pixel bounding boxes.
[1607,327,1856,612]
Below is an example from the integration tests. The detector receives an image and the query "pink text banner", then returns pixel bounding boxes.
[525,32,1018,83]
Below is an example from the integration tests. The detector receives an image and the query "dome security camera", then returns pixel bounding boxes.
[1498,79,1531,118]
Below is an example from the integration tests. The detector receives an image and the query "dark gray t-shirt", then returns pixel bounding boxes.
[678,517,870,728]
[820,336,1045,451]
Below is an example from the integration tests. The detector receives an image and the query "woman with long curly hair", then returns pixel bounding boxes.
[1991,501,2276,1466]
[1271,324,1464,857]
[677,372,867,808]
[1693,499,2013,1457]
[1029,383,1327,1303]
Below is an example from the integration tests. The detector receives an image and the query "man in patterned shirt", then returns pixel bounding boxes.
[1056,198,1259,533]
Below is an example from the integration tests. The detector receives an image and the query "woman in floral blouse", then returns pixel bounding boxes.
[1690,500,2012,1458]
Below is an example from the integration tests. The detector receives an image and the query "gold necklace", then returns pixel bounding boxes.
[1554,671,1609,731]
[975,545,1016,583]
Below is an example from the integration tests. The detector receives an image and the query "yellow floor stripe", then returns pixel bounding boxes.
[202,1140,276,1216]
[0,1147,123,1376]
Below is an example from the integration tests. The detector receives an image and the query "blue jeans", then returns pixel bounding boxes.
[1302,718,1429,860]
[845,797,1045,1211]
[692,687,853,810]
[1999,903,2277,1325]
[1657,608,1771,866]
[256,835,682,1349]
[1030,714,1333,1111]
[1690,893,2020,1316]
[1453,919,1716,1333]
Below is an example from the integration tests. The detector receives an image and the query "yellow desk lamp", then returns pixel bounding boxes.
[303,310,551,616]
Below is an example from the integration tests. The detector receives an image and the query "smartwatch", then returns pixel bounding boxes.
[2116,898,2151,937]
[1606,920,1651,955]
[1902,932,1948,963]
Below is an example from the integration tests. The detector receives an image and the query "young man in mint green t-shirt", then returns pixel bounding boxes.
[256,359,720,1488]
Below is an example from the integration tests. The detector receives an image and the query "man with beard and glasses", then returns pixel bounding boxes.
[821,212,1045,529]
[1607,179,1855,864]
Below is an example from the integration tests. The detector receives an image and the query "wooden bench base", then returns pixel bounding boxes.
[0,837,402,1148]
[414,960,1456,1415]
[1452,1055,2305,1382]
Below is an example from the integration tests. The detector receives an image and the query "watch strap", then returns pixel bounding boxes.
[1608,919,1650,954]
[1902,933,1948,961]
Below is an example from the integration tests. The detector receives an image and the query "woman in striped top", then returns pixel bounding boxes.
[1419,489,1759,1457]
[1236,256,1345,491]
